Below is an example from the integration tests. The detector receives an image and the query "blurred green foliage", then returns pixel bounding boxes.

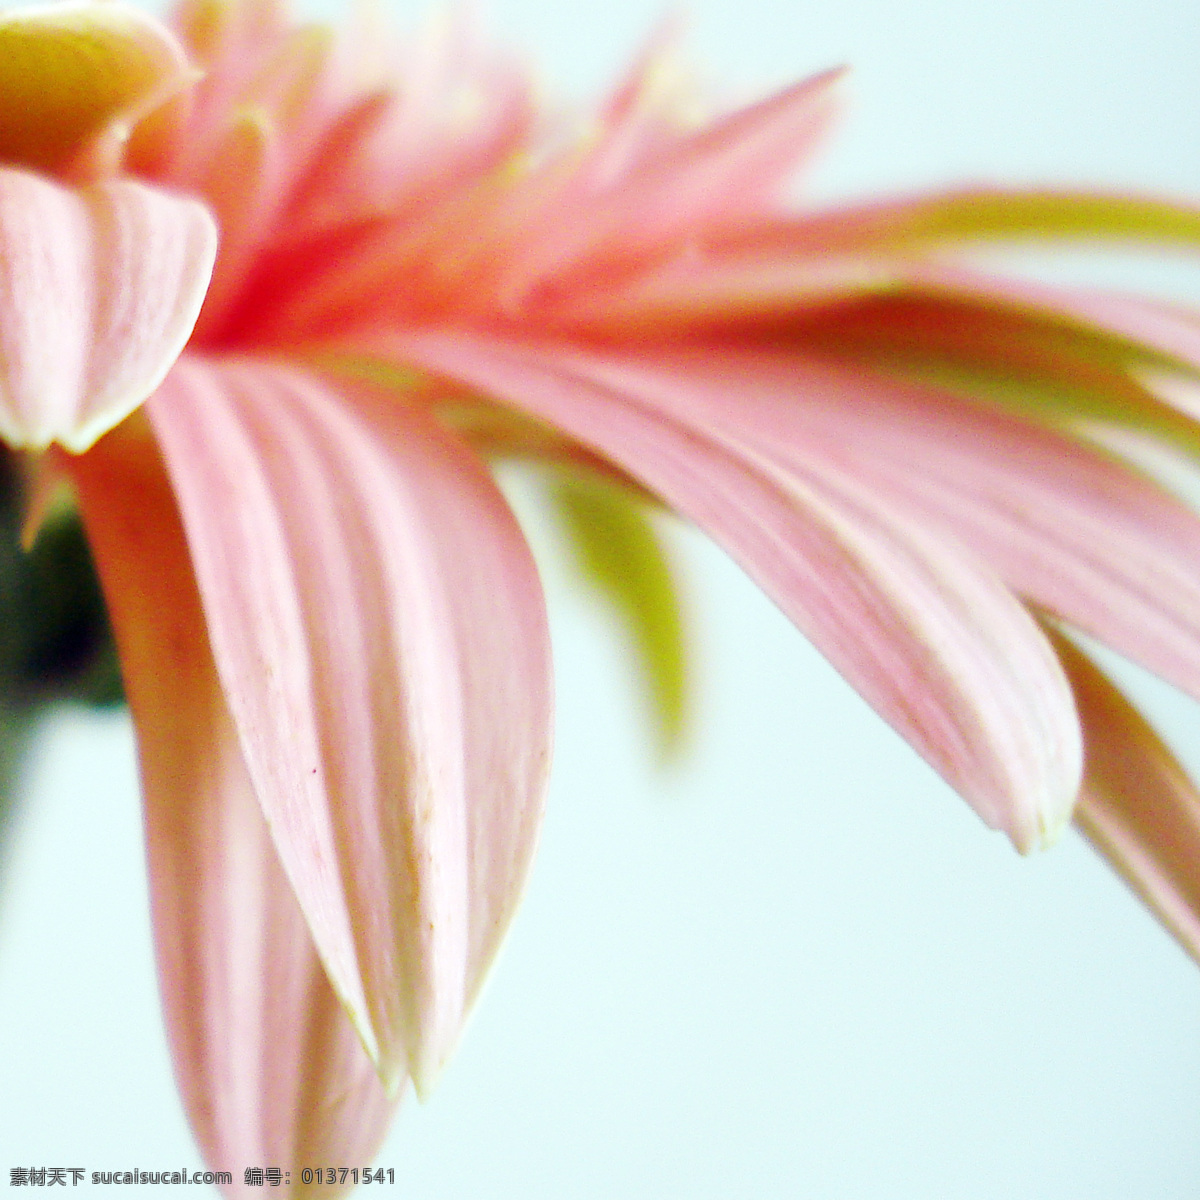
[0,450,123,709]
[549,467,691,763]
[0,448,123,863]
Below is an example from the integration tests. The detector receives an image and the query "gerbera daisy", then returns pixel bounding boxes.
[1,0,1199,1185]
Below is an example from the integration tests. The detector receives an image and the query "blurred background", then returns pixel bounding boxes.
[2,0,1200,1195]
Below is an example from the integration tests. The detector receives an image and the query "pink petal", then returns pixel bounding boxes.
[589,64,844,227]
[0,169,215,452]
[491,66,846,308]
[206,66,534,344]
[582,15,698,182]
[154,2,535,346]
[1045,625,1200,967]
[547,346,1200,707]
[542,248,895,331]
[159,19,339,340]
[70,427,397,1186]
[239,62,843,344]
[278,56,532,243]
[556,188,1200,333]
[388,331,1082,852]
[147,357,552,1095]
[315,6,535,222]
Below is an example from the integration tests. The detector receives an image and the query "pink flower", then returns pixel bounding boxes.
[5,0,1200,1183]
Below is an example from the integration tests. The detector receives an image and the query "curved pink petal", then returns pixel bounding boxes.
[70,427,397,1186]
[231,60,843,344]
[541,346,1200,706]
[150,3,535,345]
[550,189,1200,333]
[308,6,535,223]
[388,331,1081,852]
[279,57,532,243]
[490,65,846,306]
[0,168,215,453]
[1045,626,1200,967]
[146,357,552,1095]
[580,16,699,182]
[171,26,346,337]
[542,248,895,330]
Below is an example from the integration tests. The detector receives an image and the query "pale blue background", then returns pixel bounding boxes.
[2,0,1200,1194]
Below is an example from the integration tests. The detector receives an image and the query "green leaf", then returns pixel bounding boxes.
[797,189,1200,253]
[0,449,124,708]
[0,701,35,894]
[549,467,691,761]
[791,291,1200,459]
